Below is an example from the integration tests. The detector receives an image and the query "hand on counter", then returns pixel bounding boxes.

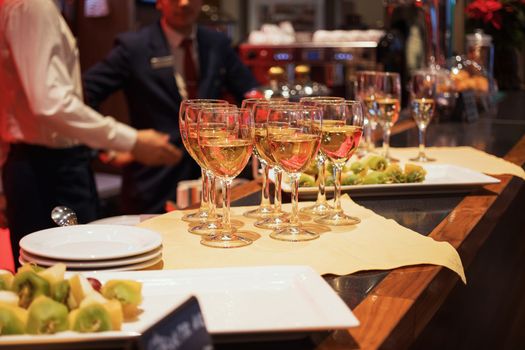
[131,129,183,166]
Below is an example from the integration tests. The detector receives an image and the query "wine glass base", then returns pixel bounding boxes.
[314,212,361,226]
[243,206,274,219]
[254,215,290,230]
[409,155,435,162]
[300,202,333,216]
[181,210,208,223]
[182,210,223,223]
[270,226,320,242]
[200,231,253,248]
[188,219,243,235]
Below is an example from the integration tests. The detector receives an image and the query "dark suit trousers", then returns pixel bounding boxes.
[2,144,99,266]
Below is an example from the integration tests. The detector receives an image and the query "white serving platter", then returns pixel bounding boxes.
[0,266,359,346]
[273,164,500,197]
[19,225,162,261]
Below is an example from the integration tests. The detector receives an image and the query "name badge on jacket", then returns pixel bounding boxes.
[150,55,175,69]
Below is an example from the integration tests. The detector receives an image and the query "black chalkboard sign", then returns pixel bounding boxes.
[136,296,213,350]
[460,90,479,123]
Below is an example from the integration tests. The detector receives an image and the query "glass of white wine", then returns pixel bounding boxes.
[197,108,255,248]
[184,103,237,235]
[356,71,379,154]
[314,100,364,226]
[409,70,437,162]
[375,72,401,162]
[179,99,228,223]
[242,98,288,220]
[252,101,296,230]
[298,96,344,216]
[267,105,322,241]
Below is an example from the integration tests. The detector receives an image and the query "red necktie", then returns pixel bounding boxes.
[180,38,198,99]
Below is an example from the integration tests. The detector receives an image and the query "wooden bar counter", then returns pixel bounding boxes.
[217,92,525,350]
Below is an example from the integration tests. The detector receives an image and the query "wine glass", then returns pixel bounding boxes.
[197,108,255,248]
[314,100,364,226]
[179,99,228,223]
[375,72,401,162]
[356,71,379,154]
[267,105,322,241]
[252,101,297,230]
[242,98,287,219]
[299,96,344,216]
[409,70,437,162]
[184,103,237,235]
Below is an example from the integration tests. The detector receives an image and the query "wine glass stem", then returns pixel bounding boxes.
[290,173,300,226]
[207,171,217,221]
[221,178,233,233]
[200,169,209,211]
[316,155,328,204]
[274,169,283,213]
[418,127,427,158]
[333,165,343,213]
[260,162,271,208]
[382,125,391,158]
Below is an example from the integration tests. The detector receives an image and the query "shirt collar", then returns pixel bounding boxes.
[160,19,197,50]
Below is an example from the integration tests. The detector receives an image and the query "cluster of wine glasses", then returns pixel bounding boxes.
[355,70,437,162]
[179,97,365,248]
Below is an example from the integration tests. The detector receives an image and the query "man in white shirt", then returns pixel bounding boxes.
[0,0,183,266]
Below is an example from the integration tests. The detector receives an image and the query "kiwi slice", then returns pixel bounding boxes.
[101,280,142,306]
[17,263,44,274]
[0,304,27,335]
[51,280,70,305]
[70,303,112,333]
[12,271,50,308]
[0,271,14,291]
[26,296,68,334]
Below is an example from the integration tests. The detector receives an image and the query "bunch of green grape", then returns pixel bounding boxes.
[298,155,427,187]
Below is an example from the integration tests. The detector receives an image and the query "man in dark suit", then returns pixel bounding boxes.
[84,0,259,214]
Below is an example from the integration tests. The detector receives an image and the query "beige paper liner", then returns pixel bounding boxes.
[391,147,525,180]
[139,196,466,283]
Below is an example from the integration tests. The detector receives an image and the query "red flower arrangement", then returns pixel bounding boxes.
[466,0,525,48]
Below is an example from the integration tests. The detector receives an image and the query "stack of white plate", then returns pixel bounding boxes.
[19,225,163,271]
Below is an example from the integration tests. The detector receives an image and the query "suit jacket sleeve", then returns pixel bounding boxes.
[83,35,132,109]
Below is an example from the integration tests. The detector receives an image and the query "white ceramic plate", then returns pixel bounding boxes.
[18,254,163,272]
[19,225,162,261]
[273,164,500,197]
[19,246,163,268]
[0,266,358,346]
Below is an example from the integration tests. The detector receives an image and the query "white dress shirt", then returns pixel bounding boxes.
[160,19,199,100]
[0,0,137,165]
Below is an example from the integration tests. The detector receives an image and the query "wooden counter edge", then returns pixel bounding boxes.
[346,135,525,350]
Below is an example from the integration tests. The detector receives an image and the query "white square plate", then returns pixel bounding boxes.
[274,164,501,197]
[0,266,359,346]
